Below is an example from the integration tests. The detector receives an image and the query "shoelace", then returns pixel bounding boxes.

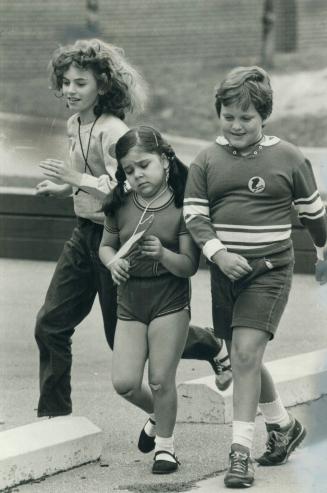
[213,355,231,374]
[230,451,248,474]
[266,430,290,453]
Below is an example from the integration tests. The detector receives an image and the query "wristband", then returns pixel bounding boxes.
[203,238,226,261]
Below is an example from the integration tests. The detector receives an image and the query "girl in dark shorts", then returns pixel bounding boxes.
[99,126,199,474]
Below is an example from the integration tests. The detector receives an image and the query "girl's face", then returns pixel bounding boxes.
[220,102,264,151]
[120,147,168,199]
[62,65,100,121]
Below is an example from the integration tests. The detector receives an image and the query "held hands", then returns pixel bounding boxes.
[108,258,130,285]
[212,249,252,281]
[139,235,163,260]
[39,158,82,187]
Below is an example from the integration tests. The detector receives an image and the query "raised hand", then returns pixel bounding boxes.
[39,158,82,187]
[35,180,71,197]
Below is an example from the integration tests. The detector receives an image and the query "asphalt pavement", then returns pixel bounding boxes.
[1,113,327,491]
[1,258,327,492]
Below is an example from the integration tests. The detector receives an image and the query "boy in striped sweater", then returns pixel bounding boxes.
[184,66,327,488]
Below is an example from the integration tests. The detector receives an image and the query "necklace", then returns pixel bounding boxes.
[75,116,99,195]
[132,185,168,237]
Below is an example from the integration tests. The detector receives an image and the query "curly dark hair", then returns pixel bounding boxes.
[49,38,147,120]
[215,66,273,121]
[103,126,188,216]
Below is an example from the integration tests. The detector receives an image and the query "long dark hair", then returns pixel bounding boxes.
[103,126,188,216]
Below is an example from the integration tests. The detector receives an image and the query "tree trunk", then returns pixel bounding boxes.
[261,0,276,68]
[86,0,99,33]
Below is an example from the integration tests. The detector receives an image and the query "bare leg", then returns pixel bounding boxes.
[230,328,270,422]
[259,364,278,403]
[148,310,189,438]
[112,319,153,413]
[225,337,277,411]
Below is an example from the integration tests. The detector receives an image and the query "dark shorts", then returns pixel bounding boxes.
[210,248,295,340]
[117,273,191,325]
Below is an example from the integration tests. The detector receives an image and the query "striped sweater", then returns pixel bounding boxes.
[184,136,326,259]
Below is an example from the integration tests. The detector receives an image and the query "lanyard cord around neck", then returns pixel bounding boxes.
[75,116,99,195]
[77,116,99,176]
[132,185,168,237]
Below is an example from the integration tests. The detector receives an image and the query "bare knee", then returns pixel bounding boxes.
[112,378,139,398]
[149,382,162,393]
[232,344,262,373]
[149,377,174,394]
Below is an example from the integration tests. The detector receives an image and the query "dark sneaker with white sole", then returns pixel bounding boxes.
[256,415,306,466]
[224,449,255,488]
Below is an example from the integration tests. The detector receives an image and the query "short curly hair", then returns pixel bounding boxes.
[49,38,148,120]
[215,66,273,121]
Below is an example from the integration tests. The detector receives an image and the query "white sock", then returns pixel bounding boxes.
[217,340,229,361]
[259,394,291,428]
[232,421,255,451]
[144,414,156,437]
[155,435,175,457]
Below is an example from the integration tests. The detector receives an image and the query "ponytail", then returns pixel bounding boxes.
[102,162,129,216]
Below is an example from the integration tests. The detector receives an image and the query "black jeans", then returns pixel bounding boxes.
[35,218,220,417]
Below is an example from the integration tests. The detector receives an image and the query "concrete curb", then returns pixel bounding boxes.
[0,416,102,491]
[177,348,327,424]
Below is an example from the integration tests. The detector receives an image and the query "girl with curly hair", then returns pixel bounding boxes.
[34,38,147,418]
[34,38,232,422]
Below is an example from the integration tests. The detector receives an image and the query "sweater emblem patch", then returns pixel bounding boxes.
[248,176,265,193]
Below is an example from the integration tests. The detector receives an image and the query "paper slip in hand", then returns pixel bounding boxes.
[107,214,154,265]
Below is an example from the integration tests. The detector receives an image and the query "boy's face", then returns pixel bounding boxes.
[220,102,264,151]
